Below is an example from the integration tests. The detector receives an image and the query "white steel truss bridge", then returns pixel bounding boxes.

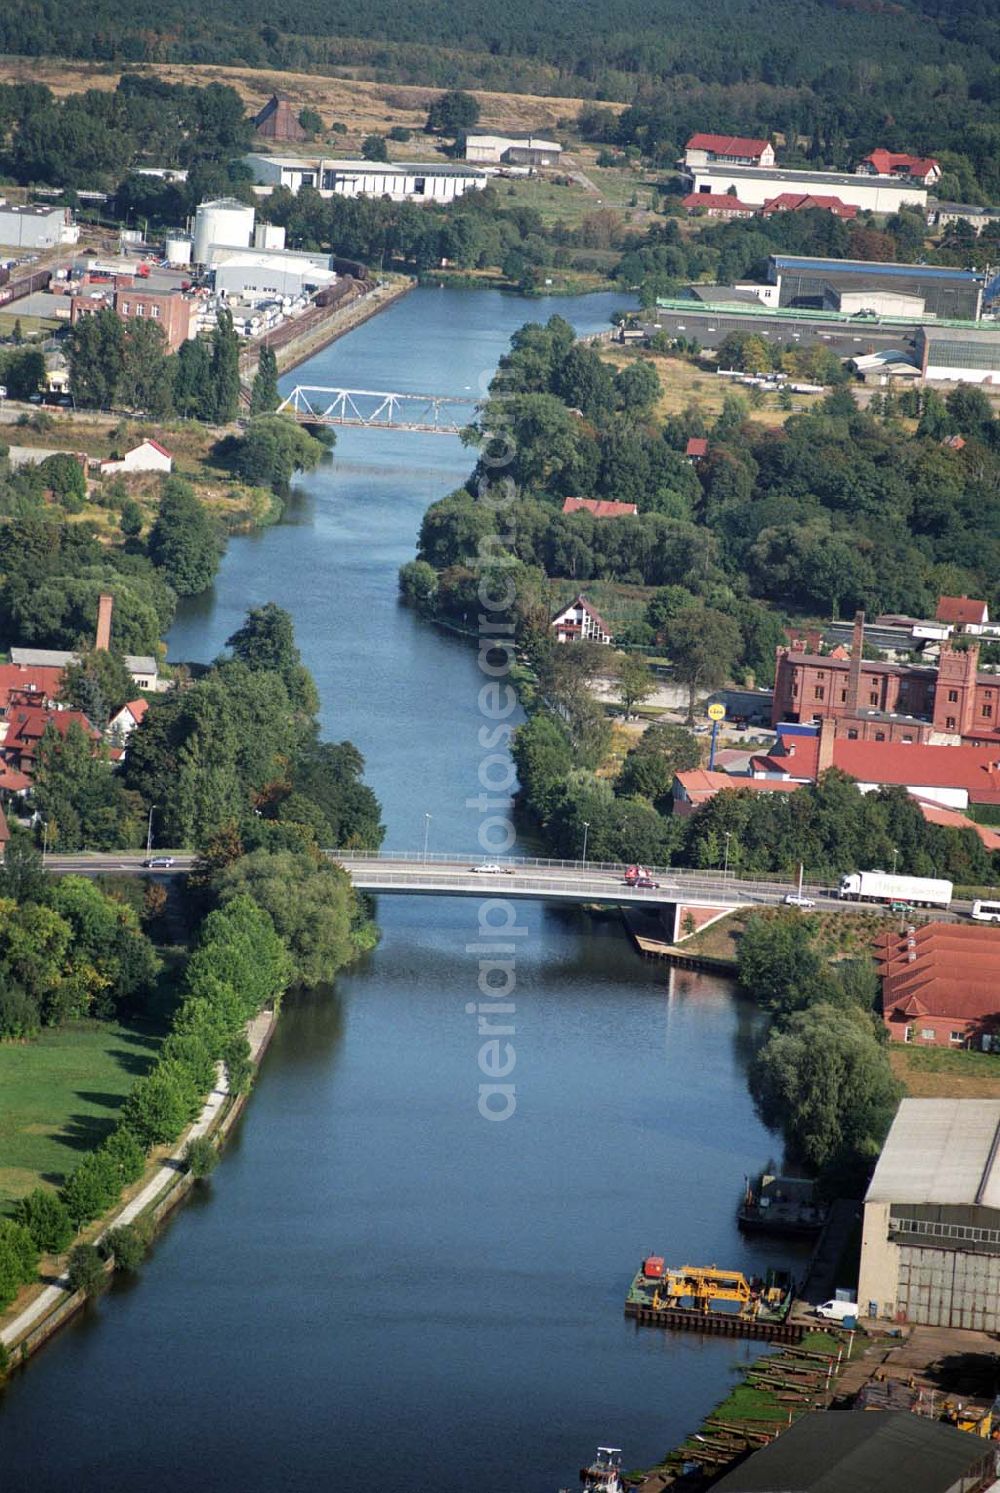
[276,385,477,434]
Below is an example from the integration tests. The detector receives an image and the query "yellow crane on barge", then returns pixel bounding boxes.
[651,1264,788,1319]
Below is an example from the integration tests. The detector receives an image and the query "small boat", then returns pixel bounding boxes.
[580,1445,624,1492]
[738,1173,827,1237]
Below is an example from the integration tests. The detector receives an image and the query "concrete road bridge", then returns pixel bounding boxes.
[42,850,857,942]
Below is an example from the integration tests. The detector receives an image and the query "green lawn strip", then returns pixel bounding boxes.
[0,1019,164,1209]
[901,1047,1000,1077]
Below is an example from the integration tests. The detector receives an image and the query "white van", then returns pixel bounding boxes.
[815,1299,858,1322]
[972,900,1000,925]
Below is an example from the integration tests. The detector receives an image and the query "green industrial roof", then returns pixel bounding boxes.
[711,1411,992,1493]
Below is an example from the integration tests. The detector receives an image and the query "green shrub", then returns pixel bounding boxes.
[14,1188,73,1254]
[102,1220,150,1272]
[182,1136,218,1179]
[66,1243,106,1296]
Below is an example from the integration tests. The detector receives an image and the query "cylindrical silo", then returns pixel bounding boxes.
[193,199,255,265]
[164,232,193,266]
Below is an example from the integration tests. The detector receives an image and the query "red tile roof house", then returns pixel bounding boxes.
[683,134,775,168]
[671,769,802,816]
[685,437,708,461]
[935,595,990,633]
[761,193,858,220]
[108,698,149,739]
[750,721,1000,813]
[680,191,756,219]
[1,707,101,774]
[551,594,614,645]
[857,149,941,185]
[876,924,1000,1047]
[561,497,638,518]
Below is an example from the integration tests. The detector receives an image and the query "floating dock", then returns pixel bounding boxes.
[625,1299,804,1342]
[625,1258,803,1342]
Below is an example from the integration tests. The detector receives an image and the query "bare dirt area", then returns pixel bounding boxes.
[0,57,623,151]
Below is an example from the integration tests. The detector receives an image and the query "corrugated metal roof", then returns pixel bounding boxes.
[865,1099,1000,1208]
[712,1410,992,1493]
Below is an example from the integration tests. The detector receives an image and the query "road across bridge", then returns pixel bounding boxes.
[41,851,968,935]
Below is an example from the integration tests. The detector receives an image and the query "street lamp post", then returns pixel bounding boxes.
[891,847,899,876]
[723,831,732,881]
[423,813,432,862]
[146,804,158,857]
[41,820,49,865]
[582,821,590,868]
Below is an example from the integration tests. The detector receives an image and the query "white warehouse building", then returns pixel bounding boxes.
[683,163,927,213]
[212,247,336,301]
[0,202,78,250]
[244,154,488,203]
[859,1099,1000,1329]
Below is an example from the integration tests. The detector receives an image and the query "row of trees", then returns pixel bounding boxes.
[67,307,241,424]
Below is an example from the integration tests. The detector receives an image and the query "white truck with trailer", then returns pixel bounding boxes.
[838,871,953,909]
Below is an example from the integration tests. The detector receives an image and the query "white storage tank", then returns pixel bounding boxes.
[193,198,255,265]
[254,222,286,251]
[164,232,193,266]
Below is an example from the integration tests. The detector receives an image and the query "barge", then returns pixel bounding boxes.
[624,1256,802,1342]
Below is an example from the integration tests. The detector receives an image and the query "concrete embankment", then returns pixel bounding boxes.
[0,1006,278,1371]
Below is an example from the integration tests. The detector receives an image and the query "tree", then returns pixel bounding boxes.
[226,601,317,713]
[62,649,135,727]
[615,359,661,415]
[737,913,831,1017]
[616,654,657,715]
[425,91,480,137]
[119,498,144,537]
[249,344,279,415]
[215,851,358,988]
[616,721,699,801]
[38,453,86,510]
[102,1221,149,1271]
[173,336,214,419]
[750,1003,902,1172]
[0,829,47,905]
[227,416,327,494]
[67,307,124,409]
[298,108,323,137]
[14,1188,73,1253]
[666,607,742,722]
[183,1136,219,1178]
[61,1149,122,1228]
[209,307,241,424]
[66,1243,106,1296]
[118,318,173,417]
[361,133,388,161]
[0,1218,39,1308]
[147,476,222,595]
[121,1066,195,1149]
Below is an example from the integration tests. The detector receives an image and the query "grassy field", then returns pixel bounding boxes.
[599,346,828,427]
[891,1045,1000,1099]
[0,1019,163,1208]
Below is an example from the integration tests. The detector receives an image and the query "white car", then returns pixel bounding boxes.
[784,892,816,909]
[469,863,512,874]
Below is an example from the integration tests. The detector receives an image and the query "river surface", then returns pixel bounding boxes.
[1,289,804,1492]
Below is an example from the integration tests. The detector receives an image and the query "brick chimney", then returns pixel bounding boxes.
[846,610,865,713]
[818,716,836,773]
[95,593,113,652]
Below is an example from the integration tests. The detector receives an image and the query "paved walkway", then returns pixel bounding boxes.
[1,1009,273,1350]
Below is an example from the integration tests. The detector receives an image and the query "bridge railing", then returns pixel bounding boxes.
[325,849,832,899]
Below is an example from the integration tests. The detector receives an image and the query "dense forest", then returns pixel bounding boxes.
[405,316,1000,638]
[0,0,996,199]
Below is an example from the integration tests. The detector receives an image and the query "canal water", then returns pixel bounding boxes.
[0,289,804,1492]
